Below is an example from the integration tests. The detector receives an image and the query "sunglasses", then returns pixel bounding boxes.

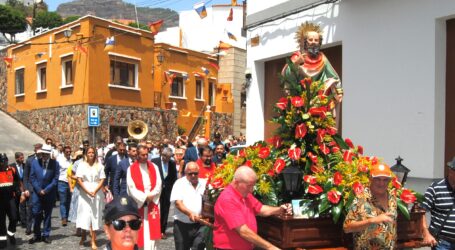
[187,172,199,176]
[111,219,142,231]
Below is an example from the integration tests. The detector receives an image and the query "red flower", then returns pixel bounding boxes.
[267,135,283,148]
[310,164,323,173]
[357,145,364,155]
[331,146,340,153]
[400,189,417,204]
[273,158,286,173]
[352,182,364,196]
[239,149,246,158]
[326,126,337,135]
[345,138,354,148]
[333,172,343,185]
[267,169,275,177]
[316,129,326,144]
[343,150,353,163]
[327,190,341,204]
[308,107,327,118]
[288,148,301,161]
[358,164,368,173]
[244,160,252,167]
[308,184,323,195]
[295,123,307,139]
[291,96,304,107]
[300,78,312,88]
[303,175,317,184]
[211,178,224,189]
[319,144,330,155]
[258,147,270,159]
[307,152,318,163]
[392,177,402,189]
[369,156,378,165]
[276,97,288,110]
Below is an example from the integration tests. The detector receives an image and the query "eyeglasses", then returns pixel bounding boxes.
[187,172,199,176]
[111,219,142,231]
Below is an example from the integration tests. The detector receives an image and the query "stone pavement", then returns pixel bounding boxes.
[5,202,176,250]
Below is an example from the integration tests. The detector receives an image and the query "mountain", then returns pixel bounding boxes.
[56,0,178,28]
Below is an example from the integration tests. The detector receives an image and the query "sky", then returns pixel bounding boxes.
[46,0,230,12]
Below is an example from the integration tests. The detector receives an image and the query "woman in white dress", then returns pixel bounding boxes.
[76,147,105,250]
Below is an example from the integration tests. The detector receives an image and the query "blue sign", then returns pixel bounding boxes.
[88,106,100,127]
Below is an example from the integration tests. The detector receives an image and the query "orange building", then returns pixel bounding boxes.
[4,15,233,146]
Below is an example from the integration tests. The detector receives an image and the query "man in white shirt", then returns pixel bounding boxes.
[56,146,72,226]
[170,162,206,250]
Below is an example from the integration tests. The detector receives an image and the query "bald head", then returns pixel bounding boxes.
[234,166,257,183]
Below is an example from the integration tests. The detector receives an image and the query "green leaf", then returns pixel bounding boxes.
[344,192,355,212]
[331,202,343,223]
[397,200,410,220]
[318,198,330,214]
[333,134,349,150]
[414,192,424,203]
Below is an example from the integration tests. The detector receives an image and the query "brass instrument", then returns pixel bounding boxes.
[127,120,148,140]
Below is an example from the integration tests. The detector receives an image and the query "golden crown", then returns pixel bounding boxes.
[295,21,323,45]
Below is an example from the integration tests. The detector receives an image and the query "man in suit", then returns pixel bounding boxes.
[113,144,137,197]
[28,144,60,244]
[183,137,208,168]
[23,143,42,235]
[104,142,127,192]
[9,152,25,229]
[152,147,177,239]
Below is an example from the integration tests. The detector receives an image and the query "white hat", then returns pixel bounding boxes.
[37,144,52,154]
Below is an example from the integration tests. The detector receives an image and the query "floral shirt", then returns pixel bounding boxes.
[343,188,397,250]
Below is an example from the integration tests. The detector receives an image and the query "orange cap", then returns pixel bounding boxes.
[370,164,392,178]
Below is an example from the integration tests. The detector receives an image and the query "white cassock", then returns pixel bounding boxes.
[127,161,162,250]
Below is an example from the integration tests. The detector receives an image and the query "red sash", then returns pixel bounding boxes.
[130,161,161,246]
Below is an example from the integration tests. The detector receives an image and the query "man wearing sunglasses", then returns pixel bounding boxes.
[103,195,142,250]
[170,162,207,250]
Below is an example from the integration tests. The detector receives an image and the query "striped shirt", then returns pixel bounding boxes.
[422,178,455,241]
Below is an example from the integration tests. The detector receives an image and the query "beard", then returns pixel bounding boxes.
[307,45,320,58]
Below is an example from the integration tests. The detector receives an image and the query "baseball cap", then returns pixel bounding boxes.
[370,163,392,178]
[104,195,140,223]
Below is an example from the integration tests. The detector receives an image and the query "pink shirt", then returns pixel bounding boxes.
[213,184,263,250]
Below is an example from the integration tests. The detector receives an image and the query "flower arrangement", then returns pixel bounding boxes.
[208,59,422,223]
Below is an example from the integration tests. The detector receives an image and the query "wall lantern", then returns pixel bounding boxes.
[281,161,302,198]
[390,156,411,186]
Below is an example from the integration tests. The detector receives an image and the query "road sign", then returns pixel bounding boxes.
[88,106,100,127]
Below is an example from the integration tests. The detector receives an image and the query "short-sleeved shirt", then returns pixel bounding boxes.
[170,177,206,224]
[422,178,455,240]
[213,184,263,250]
[196,159,216,179]
[343,188,397,250]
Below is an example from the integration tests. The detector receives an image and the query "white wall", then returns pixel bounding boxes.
[246,0,455,179]
[158,5,246,52]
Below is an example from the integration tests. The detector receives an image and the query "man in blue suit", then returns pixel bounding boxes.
[113,144,137,197]
[28,144,59,244]
[104,142,127,192]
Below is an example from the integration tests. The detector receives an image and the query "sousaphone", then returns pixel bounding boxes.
[128,120,148,140]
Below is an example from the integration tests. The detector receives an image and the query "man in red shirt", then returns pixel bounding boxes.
[213,166,292,250]
[195,147,216,179]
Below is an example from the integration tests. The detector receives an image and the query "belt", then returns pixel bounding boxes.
[438,234,455,243]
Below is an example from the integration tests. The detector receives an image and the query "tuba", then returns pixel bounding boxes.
[128,120,148,140]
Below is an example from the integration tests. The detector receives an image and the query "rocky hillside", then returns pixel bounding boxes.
[56,0,178,28]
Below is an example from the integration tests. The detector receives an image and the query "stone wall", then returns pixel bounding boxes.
[210,112,233,140]
[0,51,7,111]
[13,104,178,148]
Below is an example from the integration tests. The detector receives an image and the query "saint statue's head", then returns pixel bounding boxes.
[295,22,323,58]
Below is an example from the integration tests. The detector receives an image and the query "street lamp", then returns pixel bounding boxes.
[32,0,43,35]
[63,28,72,39]
[390,156,411,186]
[156,52,164,64]
[281,161,303,199]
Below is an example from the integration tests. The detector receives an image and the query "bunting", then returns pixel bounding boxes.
[74,41,87,54]
[227,31,237,41]
[227,8,233,21]
[194,2,207,19]
[3,57,13,67]
[182,72,189,81]
[104,36,115,52]
[165,71,176,85]
[201,67,209,75]
[218,41,232,50]
[209,62,220,71]
[149,20,164,35]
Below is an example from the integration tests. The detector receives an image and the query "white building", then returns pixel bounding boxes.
[245,0,455,192]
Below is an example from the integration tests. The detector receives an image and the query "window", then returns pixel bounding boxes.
[61,58,73,86]
[15,68,24,95]
[37,63,47,91]
[170,76,185,97]
[110,60,137,88]
[209,81,215,106]
[195,78,203,100]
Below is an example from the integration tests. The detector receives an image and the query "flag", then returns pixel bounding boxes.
[201,67,209,75]
[194,2,207,19]
[182,72,188,81]
[3,57,13,67]
[209,62,220,71]
[165,71,176,85]
[231,0,237,6]
[149,19,164,35]
[227,8,233,21]
[251,35,260,47]
[104,36,115,52]
[218,41,232,50]
[227,31,237,41]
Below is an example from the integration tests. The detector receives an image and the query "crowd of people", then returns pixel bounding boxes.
[1,132,455,250]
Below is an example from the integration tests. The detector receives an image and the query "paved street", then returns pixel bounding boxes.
[5,202,176,250]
